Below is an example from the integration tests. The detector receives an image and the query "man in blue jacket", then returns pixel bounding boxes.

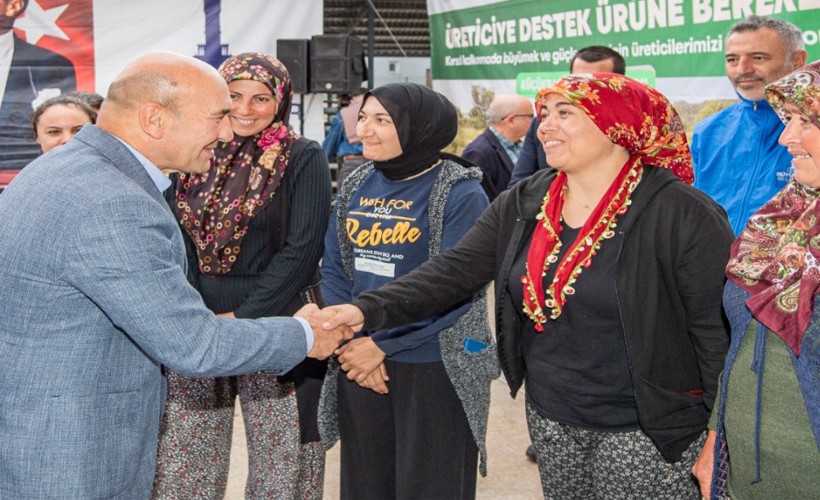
[691,15,807,235]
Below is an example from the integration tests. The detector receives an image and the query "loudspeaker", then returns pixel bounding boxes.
[310,34,366,93]
[277,39,310,94]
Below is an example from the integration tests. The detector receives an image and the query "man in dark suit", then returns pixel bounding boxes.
[0,0,77,170]
[461,93,532,200]
[0,51,350,498]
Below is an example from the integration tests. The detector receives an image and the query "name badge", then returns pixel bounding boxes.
[354,257,395,278]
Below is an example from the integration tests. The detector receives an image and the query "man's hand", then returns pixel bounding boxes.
[692,429,716,498]
[337,336,386,383]
[320,304,366,333]
[295,304,354,359]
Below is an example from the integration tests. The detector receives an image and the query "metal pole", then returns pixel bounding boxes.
[367,3,375,89]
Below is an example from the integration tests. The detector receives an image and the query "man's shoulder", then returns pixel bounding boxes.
[12,36,74,68]
[18,129,140,198]
[693,101,742,135]
[462,128,496,155]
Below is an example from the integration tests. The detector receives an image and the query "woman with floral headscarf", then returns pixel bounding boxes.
[320,73,734,497]
[692,61,820,500]
[152,53,332,499]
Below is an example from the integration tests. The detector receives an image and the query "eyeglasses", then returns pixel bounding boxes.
[510,114,534,119]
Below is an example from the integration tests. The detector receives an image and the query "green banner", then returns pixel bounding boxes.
[429,0,820,81]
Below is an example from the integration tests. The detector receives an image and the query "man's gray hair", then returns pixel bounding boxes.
[729,15,805,55]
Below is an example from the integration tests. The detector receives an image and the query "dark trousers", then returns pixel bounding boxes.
[337,359,478,500]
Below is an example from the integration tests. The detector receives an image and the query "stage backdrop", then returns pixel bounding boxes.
[426,0,820,116]
[0,0,323,171]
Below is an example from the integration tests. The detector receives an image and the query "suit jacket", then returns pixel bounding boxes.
[0,126,308,498]
[0,35,77,170]
[508,117,550,187]
[460,127,514,200]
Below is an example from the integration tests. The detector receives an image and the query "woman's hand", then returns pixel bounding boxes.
[692,429,717,498]
[337,336,386,383]
[216,311,236,318]
[357,363,390,394]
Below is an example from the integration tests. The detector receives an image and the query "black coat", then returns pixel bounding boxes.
[0,35,77,170]
[461,127,514,200]
[355,166,734,462]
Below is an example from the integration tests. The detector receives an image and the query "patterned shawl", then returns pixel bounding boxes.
[522,73,692,330]
[726,61,820,355]
[176,52,297,276]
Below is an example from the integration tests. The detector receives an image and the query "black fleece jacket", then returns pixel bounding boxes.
[355,166,734,462]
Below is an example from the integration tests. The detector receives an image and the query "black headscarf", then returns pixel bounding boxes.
[363,82,458,180]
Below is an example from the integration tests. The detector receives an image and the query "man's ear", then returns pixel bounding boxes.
[139,103,166,140]
[792,49,808,71]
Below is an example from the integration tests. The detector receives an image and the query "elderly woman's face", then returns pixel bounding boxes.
[536,93,621,173]
[356,96,402,161]
[778,101,820,188]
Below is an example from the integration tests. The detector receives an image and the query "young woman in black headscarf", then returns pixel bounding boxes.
[318,82,498,499]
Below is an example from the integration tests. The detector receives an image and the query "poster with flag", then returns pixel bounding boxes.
[0,0,322,178]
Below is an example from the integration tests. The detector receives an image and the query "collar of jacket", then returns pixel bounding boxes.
[506,165,680,234]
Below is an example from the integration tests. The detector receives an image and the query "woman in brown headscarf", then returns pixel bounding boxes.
[152,53,332,499]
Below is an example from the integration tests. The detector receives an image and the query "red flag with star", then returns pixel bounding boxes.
[13,0,94,91]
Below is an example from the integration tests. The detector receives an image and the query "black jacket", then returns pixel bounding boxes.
[355,166,733,462]
[461,127,514,200]
[0,35,77,170]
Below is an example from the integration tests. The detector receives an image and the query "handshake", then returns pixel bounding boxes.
[295,304,365,359]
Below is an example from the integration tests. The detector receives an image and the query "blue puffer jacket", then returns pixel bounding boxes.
[691,95,794,235]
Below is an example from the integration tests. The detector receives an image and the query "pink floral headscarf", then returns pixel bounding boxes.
[726,61,820,355]
[175,53,298,276]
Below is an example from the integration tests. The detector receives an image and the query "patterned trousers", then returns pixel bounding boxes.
[152,371,325,500]
[526,402,704,499]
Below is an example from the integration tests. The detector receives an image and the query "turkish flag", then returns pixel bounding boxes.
[13,0,95,90]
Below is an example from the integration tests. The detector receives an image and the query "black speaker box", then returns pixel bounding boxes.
[310,34,366,93]
[277,39,310,94]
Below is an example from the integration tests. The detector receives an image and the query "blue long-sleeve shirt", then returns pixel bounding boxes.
[322,112,363,160]
[508,117,550,187]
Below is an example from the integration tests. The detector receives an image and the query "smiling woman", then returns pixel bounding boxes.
[153,52,332,499]
[318,82,495,499]
[318,73,734,499]
[692,60,820,500]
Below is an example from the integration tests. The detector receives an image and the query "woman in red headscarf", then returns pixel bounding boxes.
[321,73,734,497]
[152,53,332,499]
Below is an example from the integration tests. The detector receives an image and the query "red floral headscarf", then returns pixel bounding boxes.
[725,61,820,355]
[522,73,693,330]
[175,52,298,276]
